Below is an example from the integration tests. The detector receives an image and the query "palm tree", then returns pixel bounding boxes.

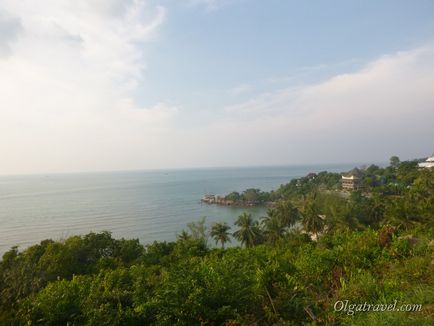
[261,208,285,244]
[233,212,262,248]
[301,196,325,240]
[177,230,191,242]
[210,222,231,248]
[274,200,300,228]
[187,217,208,241]
[302,213,324,240]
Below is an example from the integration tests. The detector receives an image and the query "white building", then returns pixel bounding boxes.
[418,156,434,169]
[341,175,361,190]
[341,168,363,190]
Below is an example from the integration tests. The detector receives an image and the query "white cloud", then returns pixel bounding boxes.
[174,45,434,167]
[0,0,177,174]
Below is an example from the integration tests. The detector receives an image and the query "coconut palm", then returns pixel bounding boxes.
[274,200,300,228]
[301,195,325,240]
[233,212,262,248]
[210,222,231,248]
[177,230,191,242]
[302,203,324,239]
[187,217,208,241]
[261,208,285,244]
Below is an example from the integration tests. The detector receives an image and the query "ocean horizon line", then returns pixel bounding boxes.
[0,161,388,178]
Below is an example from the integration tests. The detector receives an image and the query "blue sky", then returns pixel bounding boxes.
[138,0,434,110]
[0,0,434,174]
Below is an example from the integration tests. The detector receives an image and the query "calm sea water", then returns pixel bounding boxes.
[0,164,357,255]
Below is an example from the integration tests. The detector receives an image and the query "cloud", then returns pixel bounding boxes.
[1,0,433,174]
[0,0,174,174]
[229,46,434,121]
[178,45,434,167]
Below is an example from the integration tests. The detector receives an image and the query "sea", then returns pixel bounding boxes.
[0,164,359,255]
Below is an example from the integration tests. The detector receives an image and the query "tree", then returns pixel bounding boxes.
[187,217,208,243]
[396,160,419,186]
[177,230,192,242]
[364,195,385,227]
[390,156,400,169]
[274,200,300,228]
[210,223,231,248]
[242,189,261,203]
[301,194,325,240]
[225,192,241,202]
[233,213,262,248]
[261,209,285,245]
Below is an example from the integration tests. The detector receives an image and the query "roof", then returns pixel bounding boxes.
[342,167,364,178]
[342,175,358,180]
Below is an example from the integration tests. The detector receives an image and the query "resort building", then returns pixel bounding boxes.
[418,156,434,169]
[342,175,361,190]
[341,168,363,191]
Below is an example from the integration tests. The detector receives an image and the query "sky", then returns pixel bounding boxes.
[0,0,434,175]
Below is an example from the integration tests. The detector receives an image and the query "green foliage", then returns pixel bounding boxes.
[301,192,325,238]
[390,155,401,169]
[224,188,271,204]
[19,275,90,325]
[210,222,231,248]
[1,224,432,325]
[261,208,286,245]
[224,191,241,201]
[261,201,300,245]
[187,217,208,242]
[233,212,263,247]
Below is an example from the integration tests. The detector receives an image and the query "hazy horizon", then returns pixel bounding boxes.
[0,160,395,178]
[1,1,434,175]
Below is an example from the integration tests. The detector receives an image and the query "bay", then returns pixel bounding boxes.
[0,164,358,254]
